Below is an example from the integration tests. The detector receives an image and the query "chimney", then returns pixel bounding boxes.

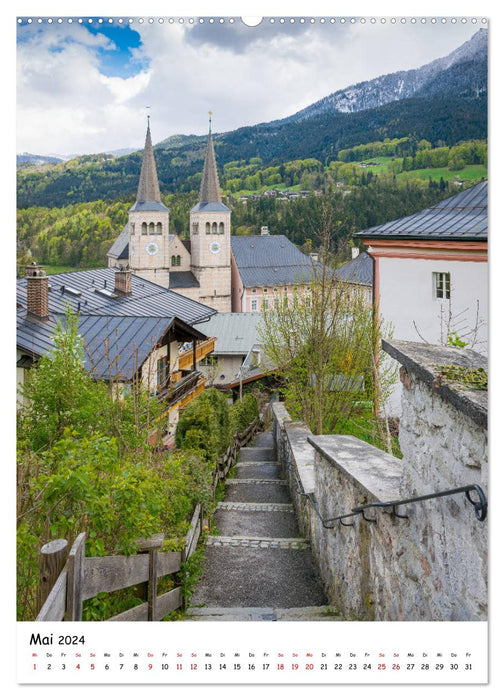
[25,262,49,319]
[351,247,360,259]
[260,226,270,236]
[114,265,132,296]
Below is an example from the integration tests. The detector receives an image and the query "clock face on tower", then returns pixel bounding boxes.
[146,242,159,256]
[209,241,221,255]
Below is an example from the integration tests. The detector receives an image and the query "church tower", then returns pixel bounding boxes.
[190,114,232,312]
[128,119,170,287]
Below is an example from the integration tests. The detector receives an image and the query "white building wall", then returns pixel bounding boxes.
[377,256,488,415]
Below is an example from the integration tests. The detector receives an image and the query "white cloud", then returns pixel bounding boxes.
[16,19,482,155]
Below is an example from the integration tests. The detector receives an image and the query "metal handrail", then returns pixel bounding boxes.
[296,482,487,527]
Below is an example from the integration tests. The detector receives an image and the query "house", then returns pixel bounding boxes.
[17,263,217,443]
[356,181,488,415]
[193,312,264,388]
[230,232,316,312]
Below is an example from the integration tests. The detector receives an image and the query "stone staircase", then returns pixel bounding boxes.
[187,429,341,621]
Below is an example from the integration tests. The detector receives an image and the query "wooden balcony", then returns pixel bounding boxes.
[178,337,216,371]
[158,370,203,408]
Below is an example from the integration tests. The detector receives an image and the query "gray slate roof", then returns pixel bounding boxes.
[335,252,373,287]
[17,309,206,380]
[191,201,230,213]
[169,271,200,288]
[231,235,316,288]
[194,313,263,355]
[17,267,213,381]
[356,181,487,241]
[16,268,216,326]
[107,224,129,260]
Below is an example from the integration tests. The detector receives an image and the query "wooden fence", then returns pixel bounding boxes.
[35,415,262,622]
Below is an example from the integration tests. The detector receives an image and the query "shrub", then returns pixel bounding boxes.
[230,393,259,433]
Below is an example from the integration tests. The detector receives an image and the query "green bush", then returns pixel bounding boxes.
[230,393,259,433]
[175,388,231,462]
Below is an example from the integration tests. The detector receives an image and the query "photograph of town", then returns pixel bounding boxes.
[16,13,487,639]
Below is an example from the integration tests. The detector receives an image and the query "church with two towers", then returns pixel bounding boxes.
[107,118,232,313]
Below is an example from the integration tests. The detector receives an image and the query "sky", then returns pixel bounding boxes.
[16,12,485,157]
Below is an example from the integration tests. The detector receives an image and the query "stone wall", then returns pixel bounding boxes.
[271,340,488,621]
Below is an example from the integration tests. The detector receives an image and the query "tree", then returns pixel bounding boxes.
[259,212,393,437]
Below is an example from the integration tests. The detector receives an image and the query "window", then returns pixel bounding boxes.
[149,222,155,234]
[171,255,181,267]
[263,287,268,294]
[200,355,217,366]
[212,222,218,234]
[192,222,199,235]
[157,356,168,387]
[130,223,135,235]
[205,222,211,235]
[434,272,451,300]
[219,222,224,234]
[263,298,269,311]
[155,222,162,234]
[141,222,147,235]
[252,288,257,294]
[251,299,258,311]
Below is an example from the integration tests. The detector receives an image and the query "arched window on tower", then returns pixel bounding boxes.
[205,222,211,235]
[192,222,199,235]
[212,222,217,234]
[219,222,224,235]
[141,222,147,235]
[131,223,135,235]
[156,222,162,234]
[149,222,155,234]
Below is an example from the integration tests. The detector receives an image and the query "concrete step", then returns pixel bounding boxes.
[239,447,276,463]
[186,606,342,621]
[190,546,327,608]
[235,462,282,479]
[249,432,275,449]
[214,507,299,538]
[224,481,291,503]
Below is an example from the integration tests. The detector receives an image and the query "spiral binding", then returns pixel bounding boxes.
[17,17,488,26]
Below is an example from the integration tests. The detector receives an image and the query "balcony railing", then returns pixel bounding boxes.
[158,370,202,407]
[178,337,216,371]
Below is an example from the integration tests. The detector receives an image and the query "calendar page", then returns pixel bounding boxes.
[13,0,493,693]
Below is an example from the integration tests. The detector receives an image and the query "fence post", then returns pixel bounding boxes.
[136,533,164,621]
[66,533,86,621]
[38,539,68,613]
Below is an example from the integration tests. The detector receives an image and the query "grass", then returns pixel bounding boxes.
[337,403,403,459]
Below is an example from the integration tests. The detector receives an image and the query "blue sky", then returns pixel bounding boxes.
[16,15,484,155]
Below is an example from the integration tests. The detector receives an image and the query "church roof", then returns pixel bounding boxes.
[231,235,316,288]
[107,224,129,260]
[357,181,487,241]
[134,121,169,211]
[195,123,226,207]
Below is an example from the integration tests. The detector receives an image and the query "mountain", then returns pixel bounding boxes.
[17,152,64,166]
[271,29,487,124]
[17,31,487,209]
